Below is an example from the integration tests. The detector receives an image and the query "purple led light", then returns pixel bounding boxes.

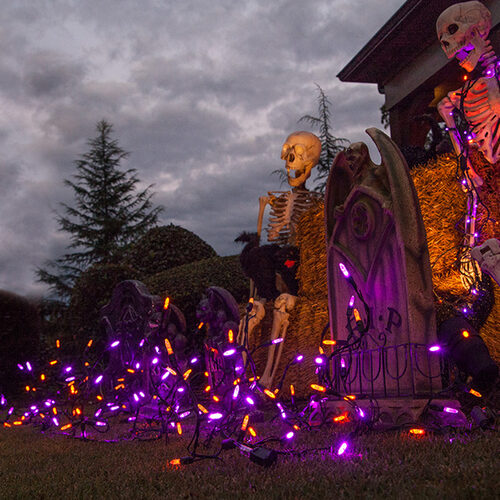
[151,357,159,365]
[190,357,199,364]
[462,307,469,314]
[139,391,145,398]
[110,405,120,411]
[349,295,355,308]
[428,345,441,352]
[337,441,348,456]
[154,346,160,354]
[17,364,24,370]
[295,354,304,363]
[341,358,346,369]
[357,408,365,418]
[0,394,5,405]
[245,396,255,406]
[161,371,170,380]
[139,338,145,347]
[95,421,106,427]
[110,340,120,348]
[64,366,72,373]
[235,365,244,372]
[65,376,75,382]
[285,431,294,440]
[177,387,185,393]
[444,407,458,414]
[471,289,479,296]
[233,385,240,400]
[94,375,103,384]
[208,412,223,420]
[314,356,324,365]
[8,407,14,415]
[52,417,59,427]
[135,362,141,369]
[94,408,102,417]
[339,262,350,278]
[179,411,191,419]
[26,361,32,371]
[272,337,284,344]
[223,348,236,357]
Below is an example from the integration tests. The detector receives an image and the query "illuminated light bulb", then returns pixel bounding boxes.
[241,414,250,431]
[65,376,75,382]
[190,356,199,364]
[94,375,104,385]
[443,407,458,414]
[17,364,24,370]
[177,387,185,393]
[248,427,257,437]
[183,369,192,380]
[290,385,295,396]
[95,421,106,427]
[8,407,14,415]
[110,340,120,348]
[127,368,135,374]
[26,361,32,371]
[25,385,30,392]
[349,295,355,308]
[318,346,324,355]
[49,360,58,365]
[314,356,325,365]
[161,371,170,381]
[110,405,120,411]
[339,262,350,278]
[4,423,11,428]
[462,307,469,315]
[166,367,177,376]
[469,388,482,398]
[204,371,209,377]
[52,417,59,427]
[170,458,181,466]
[204,385,211,393]
[409,428,425,435]
[176,422,182,435]
[164,338,174,355]
[357,407,365,418]
[135,362,141,370]
[212,395,220,402]
[228,330,234,343]
[87,339,93,348]
[95,408,102,417]
[462,330,470,338]
[285,431,294,440]
[353,309,362,322]
[344,395,356,400]
[463,75,468,81]
[323,339,337,346]
[428,345,441,352]
[311,384,326,392]
[337,441,348,456]
[0,395,5,405]
[223,348,236,357]
[263,389,276,399]
[133,393,139,402]
[114,383,125,390]
[272,337,284,344]
[333,414,348,423]
[341,358,346,368]
[13,421,23,426]
[198,404,208,414]
[139,339,145,348]
[471,289,478,296]
[56,339,60,348]
[208,412,223,420]
[151,357,159,365]
[163,297,170,310]
[232,385,240,400]
[245,396,255,405]
[96,395,103,401]
[40,374,46,381]
[233,378,241,386]
[295,354,304,363]
[197,322,204,330]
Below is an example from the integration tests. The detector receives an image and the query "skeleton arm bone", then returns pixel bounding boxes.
[438,95,483,188]
[257,195,270,242]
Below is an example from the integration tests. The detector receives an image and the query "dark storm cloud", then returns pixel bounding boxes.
[0,0,407,296]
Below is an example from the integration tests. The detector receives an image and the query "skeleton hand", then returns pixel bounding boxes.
[471,239,500,286]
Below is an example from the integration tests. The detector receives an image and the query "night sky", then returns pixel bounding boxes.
[0,0,408,297]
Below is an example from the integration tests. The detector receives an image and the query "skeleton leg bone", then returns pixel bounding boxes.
[259,293,296,388]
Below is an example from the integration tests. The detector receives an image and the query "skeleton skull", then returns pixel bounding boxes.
[436,1,491,72]
[281,131,321,188]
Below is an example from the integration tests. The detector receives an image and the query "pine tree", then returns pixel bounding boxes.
[299,84,349,192]
[37,120,162,298]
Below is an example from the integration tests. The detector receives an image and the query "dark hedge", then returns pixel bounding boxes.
[143,255,249,330]
[0,290,41,397]
[124,224,217,279]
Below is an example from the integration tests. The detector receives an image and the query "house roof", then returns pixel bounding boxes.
[337,0,469,85]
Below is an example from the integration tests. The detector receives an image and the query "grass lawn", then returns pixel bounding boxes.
[0,423,498,499]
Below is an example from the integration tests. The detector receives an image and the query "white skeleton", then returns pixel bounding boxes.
[436,2,499,284]
[437,2,500,166]
[238,131,321,388]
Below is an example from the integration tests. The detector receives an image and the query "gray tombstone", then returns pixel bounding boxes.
[324,128,447,421]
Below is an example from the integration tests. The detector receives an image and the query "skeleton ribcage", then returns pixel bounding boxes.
[266,190,319,246]
[451,77,500,163]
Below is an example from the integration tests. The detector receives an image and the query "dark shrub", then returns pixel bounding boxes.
[0,290,40,398]
[124,225,217,278]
